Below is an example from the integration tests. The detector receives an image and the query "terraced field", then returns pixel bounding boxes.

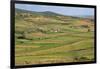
[15,8,95,66]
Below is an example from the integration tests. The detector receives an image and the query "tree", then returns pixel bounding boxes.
[87,28,90,32]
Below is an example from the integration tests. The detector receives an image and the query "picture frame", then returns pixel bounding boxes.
[10,0,96,69]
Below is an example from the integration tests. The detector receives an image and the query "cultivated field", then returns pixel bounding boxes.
[15,8,95,66]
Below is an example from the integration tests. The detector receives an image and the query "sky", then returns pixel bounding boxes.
[15,3,94,16]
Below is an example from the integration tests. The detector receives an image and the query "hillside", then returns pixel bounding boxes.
[15,8,95,65]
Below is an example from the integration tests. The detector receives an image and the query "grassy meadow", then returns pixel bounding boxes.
[15,8,95,66]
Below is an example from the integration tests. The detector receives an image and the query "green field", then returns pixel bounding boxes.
[15,8,95,66]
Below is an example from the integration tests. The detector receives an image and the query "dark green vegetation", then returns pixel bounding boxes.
[15,8,95,65]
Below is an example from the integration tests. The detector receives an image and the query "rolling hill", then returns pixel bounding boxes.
[15,8,95,65]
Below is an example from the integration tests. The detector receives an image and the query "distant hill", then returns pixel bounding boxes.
[15,8,62,17]
[15,8,94,20]
[75,15,94,20]
[15,8,94,34]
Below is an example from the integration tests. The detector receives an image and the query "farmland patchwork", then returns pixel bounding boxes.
[15,8,95,65]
